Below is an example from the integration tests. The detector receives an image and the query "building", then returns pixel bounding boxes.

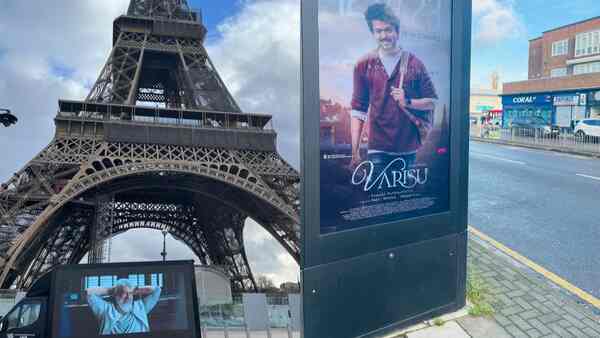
[470,72,503,123]
[319,98,358,146]
[470,88,502,120]
[503,16,600,129]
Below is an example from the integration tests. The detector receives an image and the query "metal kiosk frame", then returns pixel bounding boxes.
[300,1,472,337]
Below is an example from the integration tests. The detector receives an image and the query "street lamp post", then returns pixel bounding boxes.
[0,109,18,127]
[161,229,168,262]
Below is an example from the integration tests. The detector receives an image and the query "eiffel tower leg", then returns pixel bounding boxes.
[86,33,124,103]
[175,44,240,112]
[87,32,147,105]
[13,204,94,289]
[126,44,146,105]
[198,208,257,292]
[88,195,113,264]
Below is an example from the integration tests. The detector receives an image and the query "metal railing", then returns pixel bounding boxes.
[470,123,600,154]
[56,100,274,132]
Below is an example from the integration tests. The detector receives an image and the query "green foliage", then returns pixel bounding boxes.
[466,272,495,317]
[433,318,445,326]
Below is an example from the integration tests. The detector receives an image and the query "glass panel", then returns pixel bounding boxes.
[19,302,41,328]
[128,274,145,287]
[5,305,21,331]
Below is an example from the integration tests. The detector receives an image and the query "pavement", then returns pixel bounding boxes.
[469,140,600,299]
[381,229,600,338]
[470,135,600,159]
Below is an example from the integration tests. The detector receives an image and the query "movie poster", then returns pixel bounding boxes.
[319,0,452,234]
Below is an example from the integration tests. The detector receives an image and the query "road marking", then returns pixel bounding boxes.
[469,226,600,310]
[576,174,600,181]
[470,152,526,165]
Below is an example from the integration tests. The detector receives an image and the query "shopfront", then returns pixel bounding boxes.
[503,90,599,129]
[501,94,553,128]
[589,90,600,119]
[553,92,588,129]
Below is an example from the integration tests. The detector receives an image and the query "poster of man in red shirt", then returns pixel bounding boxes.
[319,0,451,234]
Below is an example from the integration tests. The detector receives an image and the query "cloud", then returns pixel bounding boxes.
[244,219,299,286]
[205,0,301,284]
[472,0,524,44]
[206,0,301,168]
[0,0,300,286]
[0,0,128,180]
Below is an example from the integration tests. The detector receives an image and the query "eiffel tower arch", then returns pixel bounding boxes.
[0,0,300,291]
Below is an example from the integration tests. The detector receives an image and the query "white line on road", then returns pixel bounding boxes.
[576,174,600,181]
[470,152,526,165]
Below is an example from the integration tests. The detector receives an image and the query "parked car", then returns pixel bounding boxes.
[574,119,600,140]
[509,116,559,137]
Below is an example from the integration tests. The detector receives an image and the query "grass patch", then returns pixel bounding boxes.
[466,272,495,317]
[433,318,445,326]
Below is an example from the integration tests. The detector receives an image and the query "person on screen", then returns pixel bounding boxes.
[350,3,438,172]
[85,279,162,335]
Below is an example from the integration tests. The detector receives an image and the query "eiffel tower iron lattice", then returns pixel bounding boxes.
[0,0,300,292]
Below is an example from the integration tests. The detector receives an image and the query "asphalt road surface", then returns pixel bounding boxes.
[469,141,600,299]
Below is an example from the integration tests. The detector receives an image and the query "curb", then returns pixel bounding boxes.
[470,137,600,159]
[468,226,600,311]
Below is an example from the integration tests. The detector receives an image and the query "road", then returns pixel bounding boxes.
[469,141,600,299]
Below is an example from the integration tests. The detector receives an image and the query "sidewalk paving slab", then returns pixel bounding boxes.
[406,322,469,338]
[469,233,600,337]
[457,316,511,338]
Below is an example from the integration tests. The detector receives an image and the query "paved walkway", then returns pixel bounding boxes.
[471,136,600,159]
[468,231,600,337]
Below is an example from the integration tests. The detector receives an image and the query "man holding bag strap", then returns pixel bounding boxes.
[350,3,438,174]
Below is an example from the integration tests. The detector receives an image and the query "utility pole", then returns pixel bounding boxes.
[161,229,168,262]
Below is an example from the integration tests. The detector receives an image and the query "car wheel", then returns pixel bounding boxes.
[575,130,586,142]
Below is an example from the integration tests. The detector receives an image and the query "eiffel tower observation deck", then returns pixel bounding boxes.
[0,0,300,291]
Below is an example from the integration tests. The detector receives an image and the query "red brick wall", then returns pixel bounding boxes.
[510,17,600,93]
[529,38,544,79]
[527,17,600,78]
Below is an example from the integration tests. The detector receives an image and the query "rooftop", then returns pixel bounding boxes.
[529,16,600,41]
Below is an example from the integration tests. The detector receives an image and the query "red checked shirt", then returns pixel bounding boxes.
[351,50,437,154]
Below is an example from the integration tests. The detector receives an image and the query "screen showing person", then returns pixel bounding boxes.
[85,279,161,335]
[52,263,196,338]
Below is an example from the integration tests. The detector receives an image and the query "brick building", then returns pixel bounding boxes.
[502,16,600,129]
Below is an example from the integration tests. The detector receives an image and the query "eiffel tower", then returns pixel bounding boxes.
[0,0,299,291]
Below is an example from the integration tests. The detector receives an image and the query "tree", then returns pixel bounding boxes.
[255,275,278,293]
[279,282,300,294]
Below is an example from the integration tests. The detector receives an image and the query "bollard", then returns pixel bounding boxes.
[287,323,293,338]
[224,322,229,338]
[201,325,207,338]
[266,325,272,338]
[244,323,251,338]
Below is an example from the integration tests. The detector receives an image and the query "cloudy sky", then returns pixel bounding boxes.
[0,0,597,285]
